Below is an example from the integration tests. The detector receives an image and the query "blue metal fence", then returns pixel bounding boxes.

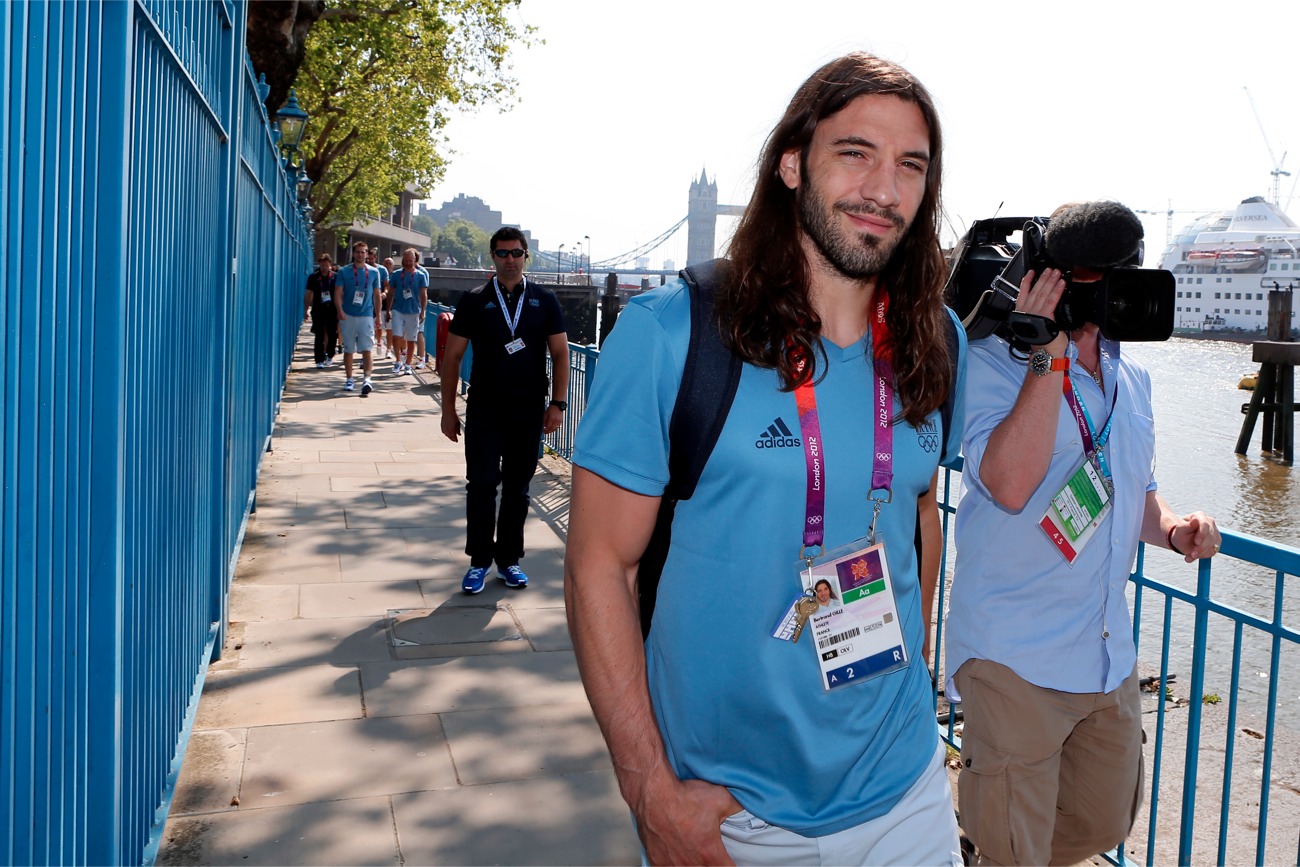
[0,1,309,863]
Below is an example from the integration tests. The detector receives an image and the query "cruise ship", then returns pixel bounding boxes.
[1157,196,1300,333]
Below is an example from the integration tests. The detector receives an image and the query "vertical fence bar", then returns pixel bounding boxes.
[1177,559,1213,864]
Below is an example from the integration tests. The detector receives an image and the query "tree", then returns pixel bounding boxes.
[434,219,490,268]
[411,213,438,245]
[246,1,327,113]
[292,0,534,230]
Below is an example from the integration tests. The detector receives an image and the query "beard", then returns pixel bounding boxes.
[798,181,909,280]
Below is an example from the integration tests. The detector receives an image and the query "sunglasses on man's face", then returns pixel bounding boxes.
[492,248,526,259]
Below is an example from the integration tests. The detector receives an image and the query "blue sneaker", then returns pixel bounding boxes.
[461,566,489,595]
[498,565,529,589]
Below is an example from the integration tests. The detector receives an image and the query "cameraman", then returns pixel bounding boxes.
[945,201,1221,866]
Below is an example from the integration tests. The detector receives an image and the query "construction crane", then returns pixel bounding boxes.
[1135,203,1211,247]
[1243,86,1290,205]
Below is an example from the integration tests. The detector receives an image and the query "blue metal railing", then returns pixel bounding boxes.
[0,2,309,864]
[531,341,1300,867]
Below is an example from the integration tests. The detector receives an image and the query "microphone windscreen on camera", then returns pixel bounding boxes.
[1044,201,1144,268]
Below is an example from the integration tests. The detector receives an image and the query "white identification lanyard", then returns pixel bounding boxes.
[494,277,527,353]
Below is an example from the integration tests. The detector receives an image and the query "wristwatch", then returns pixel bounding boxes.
[549,399,568,411]
[1029,349,1069,377]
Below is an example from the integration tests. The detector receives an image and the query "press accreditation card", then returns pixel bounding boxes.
[1039,458,1112,565]
[804,540,908,691]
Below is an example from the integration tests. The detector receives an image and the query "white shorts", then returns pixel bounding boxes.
[392,311,422,340]
[339,315,375,354]
[717,742,962,866]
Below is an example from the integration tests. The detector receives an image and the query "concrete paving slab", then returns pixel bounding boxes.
[359,651,586,719]
[159,795,400,866]
[299,581,425,619]
[388,450,463,463]
[170,728,247,815]
[261,475,335,494]
[230,584,299,622]
[237,616,394,668]
[375,462,467,478]
[331,476,399,492]
[196,665,364,729]
[514,606,574,652]
[391,772,640,866]
[240,715,459,808]
[440,702,612,786]
[346,440,409,452]
[320,450,396,463]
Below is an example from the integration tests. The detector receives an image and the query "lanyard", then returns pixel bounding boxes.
[794,292,896,563]
[1061,364,1118,485]
[493,277,526,336]
[351,264,370,292]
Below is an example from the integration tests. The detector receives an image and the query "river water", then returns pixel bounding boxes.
[1120,337,1299,717]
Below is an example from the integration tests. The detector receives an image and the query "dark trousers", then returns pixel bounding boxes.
[312,314,339,363]
[464,397,545,568]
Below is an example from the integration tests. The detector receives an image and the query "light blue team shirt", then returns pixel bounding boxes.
[945,334,1156,701]
[390,267,428,314]
[572,279,967,837]
[336,263,381,317]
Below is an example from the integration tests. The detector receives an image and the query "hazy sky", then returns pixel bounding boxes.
[422,0,1300,270]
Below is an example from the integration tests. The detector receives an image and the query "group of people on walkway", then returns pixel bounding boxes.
[304,52,1223,867]
[303,242,431,396]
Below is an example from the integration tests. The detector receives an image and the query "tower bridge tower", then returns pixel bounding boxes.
[686,168,746,266]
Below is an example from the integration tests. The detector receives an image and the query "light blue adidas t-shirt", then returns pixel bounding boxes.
[572,278,966,837]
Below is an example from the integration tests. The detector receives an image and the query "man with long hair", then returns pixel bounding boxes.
[565,53,966,865]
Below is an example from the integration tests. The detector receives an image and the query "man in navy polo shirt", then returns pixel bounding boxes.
[439,227,569,594]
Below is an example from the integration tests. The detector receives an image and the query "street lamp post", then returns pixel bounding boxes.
[584,234,591,286]
[275,88,309,173]
[558,244,566,281]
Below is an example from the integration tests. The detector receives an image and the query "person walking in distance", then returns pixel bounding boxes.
[390,248,428,375]
[564,52,966,865]
[440,227,570,594]
[334,241,383,396]
[304,253,338,368]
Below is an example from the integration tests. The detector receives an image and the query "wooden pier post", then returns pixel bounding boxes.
[1235,284,1299,464]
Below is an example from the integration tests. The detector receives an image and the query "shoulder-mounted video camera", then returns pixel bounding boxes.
[944,202,1176,351]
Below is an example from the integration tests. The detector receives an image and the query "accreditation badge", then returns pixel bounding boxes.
[802,539,908,691]
[402,288,413,300]
[504,338,525,354]
[1039,458,1112,565]
[321,291,331,303]
[352,290,364,306]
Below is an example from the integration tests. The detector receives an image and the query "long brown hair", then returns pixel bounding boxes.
[722,52,952,427]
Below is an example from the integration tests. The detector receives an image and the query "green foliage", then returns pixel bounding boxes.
[411,213,438,244]
[297,0,535,230]
[434,219,491,268]
[1203,693,1221,704]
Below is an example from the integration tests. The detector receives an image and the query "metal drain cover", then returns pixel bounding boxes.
[387,607,523,647]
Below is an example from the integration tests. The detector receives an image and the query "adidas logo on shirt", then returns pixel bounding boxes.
[756,417,801,449]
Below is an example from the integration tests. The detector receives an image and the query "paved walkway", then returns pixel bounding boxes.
[158,327,641,866]
[155,328,1300,867]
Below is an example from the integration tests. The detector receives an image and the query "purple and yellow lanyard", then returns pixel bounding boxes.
[793,299,895,576]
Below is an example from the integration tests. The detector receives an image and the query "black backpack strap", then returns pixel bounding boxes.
[638,258,742,639]
[940,312,959,461]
